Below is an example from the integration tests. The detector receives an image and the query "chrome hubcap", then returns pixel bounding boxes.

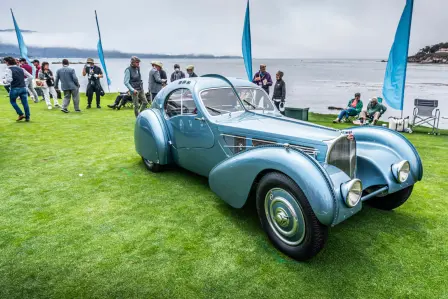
[265,188,306,246]
[274,208,289,227]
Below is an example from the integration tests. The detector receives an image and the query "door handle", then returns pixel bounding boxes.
[194,117,205,122]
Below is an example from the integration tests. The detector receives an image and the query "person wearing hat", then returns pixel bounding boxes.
[333,92,363,123]
[124,56,148,117]
[252,64,273,95]
[171,64,186,82]
[272,71,286,115]
[148,61,166,101]
[186,65,198,78]
[82,58,104,108]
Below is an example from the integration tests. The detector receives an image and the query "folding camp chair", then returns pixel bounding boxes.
[412,99,441,135]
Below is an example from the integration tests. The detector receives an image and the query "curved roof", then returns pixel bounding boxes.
[154,75,259,106]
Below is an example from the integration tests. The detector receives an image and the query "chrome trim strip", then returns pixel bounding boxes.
[221,134,319,157]
[361,186,389,202]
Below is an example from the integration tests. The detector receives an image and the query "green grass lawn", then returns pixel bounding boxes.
[1,89,447,298]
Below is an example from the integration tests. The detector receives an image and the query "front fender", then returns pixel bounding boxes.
[351,126,423,193]
[209,146,351,226]
[134,109,170,165]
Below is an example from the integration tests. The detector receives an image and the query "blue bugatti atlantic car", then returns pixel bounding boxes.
[134,75,423,260]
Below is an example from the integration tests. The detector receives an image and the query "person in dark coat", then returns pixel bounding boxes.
[186,65,198,78]
[252,64,273,95]
[160,66,168,87]
[82,58,104,109]
[272,71,286,114]
[107,92,132,110]
[124,56,148,117]
[170,64,186,82]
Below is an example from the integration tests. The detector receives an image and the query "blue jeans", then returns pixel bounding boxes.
[338,107,358,120]
[9,87,30,119]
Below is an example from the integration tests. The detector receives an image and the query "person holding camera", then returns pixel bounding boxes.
[252,64,273,95]
[82,58,104,109]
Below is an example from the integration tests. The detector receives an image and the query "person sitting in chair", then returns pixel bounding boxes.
[333,92,363,123]
[108,91,132,110]
[359,97,387,125]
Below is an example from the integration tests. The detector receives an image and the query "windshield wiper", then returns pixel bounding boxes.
[242,99,257,109]
[205,106,223,114]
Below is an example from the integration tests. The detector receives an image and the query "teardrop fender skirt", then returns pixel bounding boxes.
[135,109,170,165]
[208,146,362,227]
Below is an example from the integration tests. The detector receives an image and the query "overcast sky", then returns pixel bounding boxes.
[0,0,446,58]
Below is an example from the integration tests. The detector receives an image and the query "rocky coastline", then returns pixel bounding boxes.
[408,42,448,64]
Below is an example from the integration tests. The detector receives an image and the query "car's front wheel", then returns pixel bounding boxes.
[142,157,162,173]
[368,185,414,210]
[256,172,328,261]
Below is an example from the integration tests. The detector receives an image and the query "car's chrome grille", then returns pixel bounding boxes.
[326,135,357,178]
[222,134,318,158]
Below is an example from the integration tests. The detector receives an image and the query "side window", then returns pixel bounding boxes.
[165,89,198,118]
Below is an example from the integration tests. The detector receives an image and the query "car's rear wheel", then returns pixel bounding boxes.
[142,157,162,173]
[368,185,414,210]
[256,172,328,261]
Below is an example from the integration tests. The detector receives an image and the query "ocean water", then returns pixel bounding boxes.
[2,58,447,128]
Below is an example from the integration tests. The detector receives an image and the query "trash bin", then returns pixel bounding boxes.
[284,107,309,121]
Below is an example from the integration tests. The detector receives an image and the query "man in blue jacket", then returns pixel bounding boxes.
[252,64,273,95]
[2,56,33,121]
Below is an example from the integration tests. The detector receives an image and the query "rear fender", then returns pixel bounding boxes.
[134,109,170,165]
[208,146,339,226]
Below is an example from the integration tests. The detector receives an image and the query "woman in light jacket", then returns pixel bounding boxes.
[38,62,60,109]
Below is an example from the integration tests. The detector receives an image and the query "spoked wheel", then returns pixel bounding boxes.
[256,172,328,261]
[142,157,162,173]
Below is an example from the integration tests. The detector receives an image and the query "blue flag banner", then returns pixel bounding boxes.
[95,11,111,88]
[242,0,253,81]
[382,0,414,111]
[10,9,35,77]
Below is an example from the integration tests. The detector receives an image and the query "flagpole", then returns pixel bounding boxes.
[382,0,414,118]
[95,10,111,92]
[242,0,253,81]
[400,0,414,119]
[10,8,35,76]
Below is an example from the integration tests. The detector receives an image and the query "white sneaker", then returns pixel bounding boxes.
[48,105,53,110]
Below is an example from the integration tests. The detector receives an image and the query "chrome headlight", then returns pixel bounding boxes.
[341,179,363,208]
[392,160,410,183]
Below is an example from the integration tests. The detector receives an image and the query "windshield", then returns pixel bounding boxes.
[199,87,275,116]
